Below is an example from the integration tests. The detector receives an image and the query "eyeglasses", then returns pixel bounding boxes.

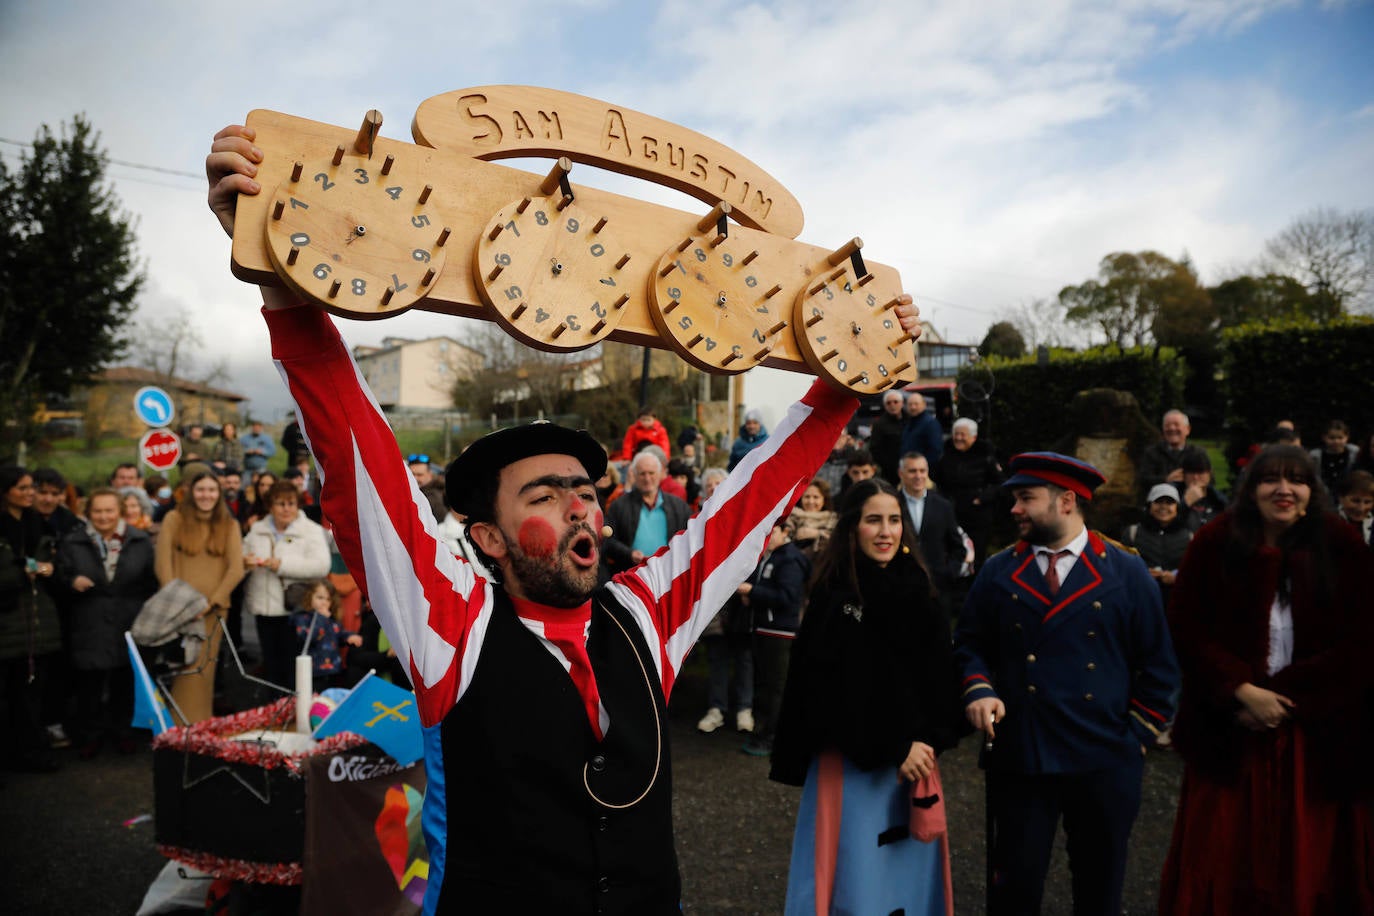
[407,454,431,465]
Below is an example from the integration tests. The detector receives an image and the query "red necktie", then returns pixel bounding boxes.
[512,597,605,740]
[1042,549,1073,597]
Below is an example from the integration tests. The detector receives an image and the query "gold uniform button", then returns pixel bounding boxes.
[1026,654,1037,663]
[1092,601,1102,610]
[1087,631,1097,638]
[1086,662,1097,671]
[1027,685,1038,694]
[1014,623,1023,631]
[1084,693,1094,701]
[1012,594,1020,602]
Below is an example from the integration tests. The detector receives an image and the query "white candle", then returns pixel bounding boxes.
[295,655,312,734]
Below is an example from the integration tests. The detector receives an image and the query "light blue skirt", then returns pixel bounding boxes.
[784,752,951,916]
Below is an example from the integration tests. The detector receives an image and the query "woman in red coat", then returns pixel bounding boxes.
[1159,444,1374,915]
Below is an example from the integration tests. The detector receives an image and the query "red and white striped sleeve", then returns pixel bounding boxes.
[604,381,855,700]
[264,304,492,727]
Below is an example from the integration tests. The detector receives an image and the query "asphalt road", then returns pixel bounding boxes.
[1,657,1183,915]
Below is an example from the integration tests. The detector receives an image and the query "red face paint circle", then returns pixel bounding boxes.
[518,517,559,559]
[593,509,604,535]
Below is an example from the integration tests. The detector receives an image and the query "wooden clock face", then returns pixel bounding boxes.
[792,266,915,394]
[647,234,788,374]
[263,152,448,319]
[473,195,633,351]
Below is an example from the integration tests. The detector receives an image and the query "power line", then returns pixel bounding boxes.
[0,136,201,180]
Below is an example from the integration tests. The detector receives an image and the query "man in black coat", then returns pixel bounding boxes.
[868,389,908,484]
[602,451,691,575]
[897,453,969,610]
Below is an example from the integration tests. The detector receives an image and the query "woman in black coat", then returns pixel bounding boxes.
[770,478,962,914]
[58,487,158,756]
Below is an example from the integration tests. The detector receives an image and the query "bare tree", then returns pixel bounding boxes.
[451,323,582,420]
[1262,207,1374,312]
[1001,297,1084,351]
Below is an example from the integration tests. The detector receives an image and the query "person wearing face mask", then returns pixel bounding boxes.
[154,469,245,724]
[771,478,961,914]
[58,488,157,757]
[1160,445,1374,914]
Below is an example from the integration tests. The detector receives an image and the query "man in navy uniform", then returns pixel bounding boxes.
[954,452,1178,915]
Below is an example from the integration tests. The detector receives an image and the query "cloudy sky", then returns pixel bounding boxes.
[3,0,1371,418]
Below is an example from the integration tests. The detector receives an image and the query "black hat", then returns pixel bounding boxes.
[445,421,607,517]
[1179,447,1211,473]
[1002,452,1106,501]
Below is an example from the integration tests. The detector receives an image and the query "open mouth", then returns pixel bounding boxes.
[568,531,598,567]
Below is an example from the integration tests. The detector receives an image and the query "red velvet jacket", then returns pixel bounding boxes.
[1168,511,1374,798]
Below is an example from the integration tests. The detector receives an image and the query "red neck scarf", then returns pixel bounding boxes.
[511,596,605,740]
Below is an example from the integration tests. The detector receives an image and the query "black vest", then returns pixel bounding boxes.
[433,589,680,914]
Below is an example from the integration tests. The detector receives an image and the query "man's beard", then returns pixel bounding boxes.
[504,524,598,608]
[1019,516,1062,547]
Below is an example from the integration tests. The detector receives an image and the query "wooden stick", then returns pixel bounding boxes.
[826,237,863,267]
[354,110,383,155]
[540,157,573,195]
[696,201,732,233]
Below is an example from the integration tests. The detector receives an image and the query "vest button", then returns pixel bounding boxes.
[1092,601,1102,610]
[1027,685,1037,694]
[1084,693,1094,701]
[1087,631,1097,638]
[1086,662,1096,671]
[598,816,609,832]
[598,876,611,893]
[590,754,607,773]
[1026,654,1036,663]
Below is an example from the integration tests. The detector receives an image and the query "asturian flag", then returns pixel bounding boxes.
[313,671,423,765]
[125,631,172,735]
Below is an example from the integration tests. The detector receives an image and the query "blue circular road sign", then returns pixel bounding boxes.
[133,386,175,428]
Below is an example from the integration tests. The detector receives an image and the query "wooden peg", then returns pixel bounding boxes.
[437,228,450,247]
[516,197,532,214]
[286,246,299,266]
[592,217,608,234]
[896,332,915,344]
[488,223,504,241]
[488,265,504,282]
[809,281,828,295]
[615,253,631,270]
[767,320,787,335]
[822,349,838,361]
[659,262,679,278]
[848,372,868,386]
[891,361,912,374]
[664,301,679,314]
[763,284,782,299]
[805,312,824,327]
[328,279,341,298]
[826,237,863,267]
[380,155,394,176]
[540,157,573,195]
[421,268,435,286]
[858,274,875,287]
[512,303,527,320]
[272,201,284,221]
[591,318,606,335]
[556,194,573,212]
[290,161,303,182]
[552,322,568,339]
[331,145,345,167]
[721,351,741,367]
[883,297,901,311]
[688,334,704,348]
[418,185,432,205]
[696,201,732,233]
[829,267,847,283]
[741,250,759,266]
[381,287,394,306]
[354,110,382,155]
[613,294,629,309]
[676,237,693,253]
[753,345,772,361]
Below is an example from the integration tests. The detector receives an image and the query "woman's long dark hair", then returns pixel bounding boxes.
[809,477,931,598]
[1226,444,1331,603]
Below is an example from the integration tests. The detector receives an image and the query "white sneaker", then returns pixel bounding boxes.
[736,709,754,733]
[696,708,725,733]
[47,724,71,749]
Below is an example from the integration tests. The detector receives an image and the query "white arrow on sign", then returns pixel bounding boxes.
[140,393,169,423]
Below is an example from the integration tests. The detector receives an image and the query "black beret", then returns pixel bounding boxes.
[445,421,607,516]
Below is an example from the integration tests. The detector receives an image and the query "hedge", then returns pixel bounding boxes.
[956,345,1185,459]
[1220,314,1374,460]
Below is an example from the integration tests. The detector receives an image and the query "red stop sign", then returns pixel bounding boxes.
[140,428,182,471]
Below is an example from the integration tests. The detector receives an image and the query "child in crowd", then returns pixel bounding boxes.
[1335,470,1373,545]
[290,579,361,690]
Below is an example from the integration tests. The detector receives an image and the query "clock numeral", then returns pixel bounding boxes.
[837,358,848,372]
[390,274,409,293]
[752,328,766,343]
[678,315,693,330]
[505,220,521,237]
[756,305,770,314]
[412,248,431,263]
[667,287,682,300]
[591,301,606,318]
[312,263,332,280]
[745,276,758,288]
[600,276,617,287]
[589,243,605,257]
[411,214,431,228]
[290,232,310,247]
[534,308,551,323]
[694,247,708,263]
[385,186,403,200]
[352,278,367,296]
[866,293,877,307]
[823,286,834,300]
[494,253,512,266]
[722,253,734,267]
[843,281,853,293]
[878,364,889,377]
[565,314,581,331]
[888,346,901,358]
[354,168,370,185]
[534,211,549,226]
[673,259,686,275]
[566,217,580,233]
[816,335,829,346]
[313,173,335,191]
[703,337,718,351]
[504,285,523,301]
[289,197,309,210]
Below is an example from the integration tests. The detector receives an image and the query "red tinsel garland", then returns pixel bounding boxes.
[152,696,366,775]
[157,843,304,886]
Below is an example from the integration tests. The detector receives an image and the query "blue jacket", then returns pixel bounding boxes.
[953,531,1178,773]
[727,422,769,471]
[900,411,943,466]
